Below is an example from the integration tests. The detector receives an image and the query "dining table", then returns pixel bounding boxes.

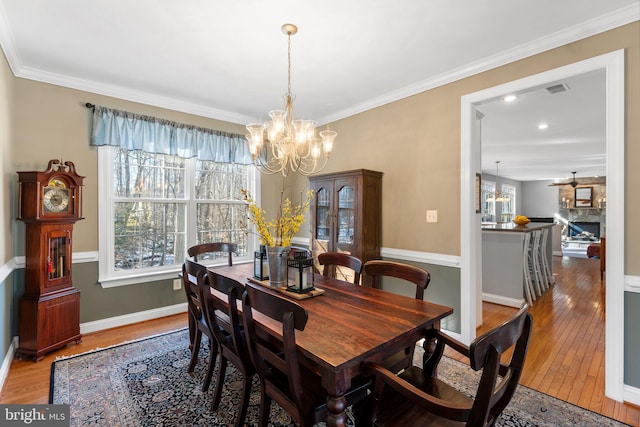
[212,262,454,427]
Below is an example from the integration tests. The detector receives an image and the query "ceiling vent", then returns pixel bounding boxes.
[546,83,569,94]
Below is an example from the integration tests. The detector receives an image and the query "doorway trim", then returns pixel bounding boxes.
[460,50,625,400]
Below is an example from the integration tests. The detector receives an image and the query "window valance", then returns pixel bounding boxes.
[89,105,252,164]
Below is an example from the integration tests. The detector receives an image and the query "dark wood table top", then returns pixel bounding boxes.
[212,262,454,427]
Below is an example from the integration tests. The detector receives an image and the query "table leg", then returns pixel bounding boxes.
[326,394,347,427]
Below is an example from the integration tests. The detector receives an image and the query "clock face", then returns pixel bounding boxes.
[43,187,70,213]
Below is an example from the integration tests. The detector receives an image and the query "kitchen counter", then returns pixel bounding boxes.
[482,222,555,232]
[482,222,554,307]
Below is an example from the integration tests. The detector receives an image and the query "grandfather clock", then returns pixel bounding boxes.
[17,159,84,361]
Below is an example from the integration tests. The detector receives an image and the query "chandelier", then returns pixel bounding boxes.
[487,161,510,202]
[245,24,336,177]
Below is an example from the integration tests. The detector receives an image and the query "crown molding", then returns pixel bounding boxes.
[320,4,640,124]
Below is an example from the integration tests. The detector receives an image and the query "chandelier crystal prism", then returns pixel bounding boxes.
[245,24,335,177]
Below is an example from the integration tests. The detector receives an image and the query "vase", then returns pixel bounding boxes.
[266,245,289,287]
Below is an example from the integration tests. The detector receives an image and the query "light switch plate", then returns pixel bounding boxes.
[426,210,438,223]
[173,278,182,290]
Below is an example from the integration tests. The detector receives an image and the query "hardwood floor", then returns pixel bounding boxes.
[1,256,639,425]
[446,255,640,425]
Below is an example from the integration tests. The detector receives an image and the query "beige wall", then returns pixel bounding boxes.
[0,48,13,263]
[321,22,640,273]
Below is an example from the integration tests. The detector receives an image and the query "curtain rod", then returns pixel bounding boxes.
[85,103,95,109]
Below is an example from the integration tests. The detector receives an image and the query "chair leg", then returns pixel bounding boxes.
[202,339,218,392]
[211,355,228,409]
[188,312,195,350]
[188,329,202,373]
[258,389,272,427]
[234,366,252,427]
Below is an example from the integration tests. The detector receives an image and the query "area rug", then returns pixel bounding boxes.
[50,329,628,426]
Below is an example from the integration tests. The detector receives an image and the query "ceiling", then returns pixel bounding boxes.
[0,0,638,181]
[478,69,607,182]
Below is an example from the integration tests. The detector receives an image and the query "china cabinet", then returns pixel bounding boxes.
[17,159,84,360]
[309,169,382,282]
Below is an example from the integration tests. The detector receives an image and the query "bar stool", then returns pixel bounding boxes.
[530,230,544,297]
[539,227,554,288]
[522,232,535,306]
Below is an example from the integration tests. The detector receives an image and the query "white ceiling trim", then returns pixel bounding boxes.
[1,4,638,126]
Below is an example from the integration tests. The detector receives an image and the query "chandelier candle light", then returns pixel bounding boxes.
[245,24,336,177]
[487,160,510,203]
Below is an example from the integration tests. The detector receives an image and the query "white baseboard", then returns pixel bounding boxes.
[80,303,188,334]
[482,292,523,308]
[624,384,640,406]
[0,336,18,393]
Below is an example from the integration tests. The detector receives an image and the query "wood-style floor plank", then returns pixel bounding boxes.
[464,256,640,425]
[1,256,639,425]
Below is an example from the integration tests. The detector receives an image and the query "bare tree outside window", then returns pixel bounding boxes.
[111,148,249,271]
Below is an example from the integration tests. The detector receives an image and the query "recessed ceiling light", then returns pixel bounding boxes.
[537,123,549,130]
[502,95,518,103]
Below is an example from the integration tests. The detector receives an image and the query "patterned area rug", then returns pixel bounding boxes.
[50,329,628,426]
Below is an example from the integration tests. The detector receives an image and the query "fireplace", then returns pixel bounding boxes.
[569,221,600,239]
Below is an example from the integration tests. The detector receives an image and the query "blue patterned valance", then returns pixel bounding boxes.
[90,105,252,164]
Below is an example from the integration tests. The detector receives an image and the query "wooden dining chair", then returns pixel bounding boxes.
[188,242,237,265]
[362,305,532,427]
[182,259,218,391]
[363,260,431,299]
[363,260,432,373]
[318,252,363,284]
[200,270,253,426]
[241,282,371,427]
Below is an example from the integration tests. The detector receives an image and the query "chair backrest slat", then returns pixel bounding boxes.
[318,252,363,285]
[363,260,430,300]
[188,242,237,265]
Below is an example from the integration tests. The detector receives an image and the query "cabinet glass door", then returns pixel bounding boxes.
[314,187,331,252]
[337,185,355,245]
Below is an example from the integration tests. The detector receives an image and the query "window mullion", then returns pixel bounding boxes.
[186,158,197,251]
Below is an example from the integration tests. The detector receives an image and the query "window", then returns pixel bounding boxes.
[501,184,516,222]
[481,181,496,222]
[98,146,257,287]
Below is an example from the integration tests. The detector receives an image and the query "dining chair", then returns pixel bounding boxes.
[200,270,253,426]
[188,242,237,265]
[317,252,363,284]
[241,282,371,427]
[362,304,532,427]
[363,260,431,373]
[182,259,218,391]
[363,260,430,299]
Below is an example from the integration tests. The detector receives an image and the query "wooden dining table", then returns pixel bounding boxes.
[212,263,454,427]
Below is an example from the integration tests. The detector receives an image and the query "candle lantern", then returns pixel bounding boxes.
[287,249,315,293]
[253,245,269,280]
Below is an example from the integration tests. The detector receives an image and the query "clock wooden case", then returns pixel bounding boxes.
[17,159,84,361]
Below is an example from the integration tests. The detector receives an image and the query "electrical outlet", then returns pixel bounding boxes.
[173,278,182,290]
[426,210,438,223]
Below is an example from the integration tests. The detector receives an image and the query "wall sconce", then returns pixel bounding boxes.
[286,249,314,293]
[253,245,268,280]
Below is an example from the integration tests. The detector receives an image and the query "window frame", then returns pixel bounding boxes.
[481,180,496,222]
[98,146,259,287]
[500,183,516,221]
